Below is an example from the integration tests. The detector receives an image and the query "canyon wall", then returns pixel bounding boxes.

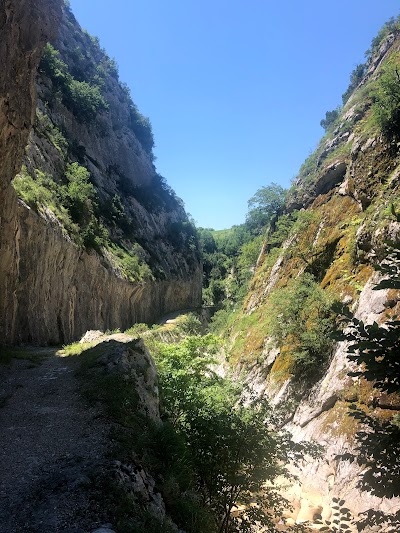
[227,30,400,528]
[0,1,202,345]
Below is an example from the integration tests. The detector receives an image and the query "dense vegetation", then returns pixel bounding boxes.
[199,183,287,307]
[70,316,319,532]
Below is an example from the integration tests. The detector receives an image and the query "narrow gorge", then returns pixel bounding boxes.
[1,1,400,532]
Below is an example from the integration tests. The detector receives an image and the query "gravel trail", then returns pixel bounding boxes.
[0,350,109,533]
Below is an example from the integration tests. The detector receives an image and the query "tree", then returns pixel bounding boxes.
[154,335,318,532]
[246,183,287,233]
[62,163,97,223]
[342,64,366,104]
[320,108,340,131]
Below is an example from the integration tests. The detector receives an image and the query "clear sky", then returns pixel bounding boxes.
[69,0,399,230]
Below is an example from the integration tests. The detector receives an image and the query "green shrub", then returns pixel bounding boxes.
[269,273,337,375]
[176,313,204,336]
[40,43,108,122]
[36,111,68,154]
[108,244,154,282]
[154,335,319,532]
[61,163,97,222]
[12,167,58,209]
[342,63,366,104]
[320,107,341,131]
[65,79,109,120]
[372,53,400,138]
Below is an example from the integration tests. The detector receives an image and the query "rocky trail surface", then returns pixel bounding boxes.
[0,348,112,533]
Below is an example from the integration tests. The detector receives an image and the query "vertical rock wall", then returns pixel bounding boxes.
[0,0,62,343]
[0,0,202,345]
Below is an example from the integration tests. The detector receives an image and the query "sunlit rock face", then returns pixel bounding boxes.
[228,30,400,528]
[0,3,202,344]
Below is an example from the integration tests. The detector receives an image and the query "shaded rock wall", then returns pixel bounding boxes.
[0,0,202,345]
[10,204,202,344]
[0,0,61,343]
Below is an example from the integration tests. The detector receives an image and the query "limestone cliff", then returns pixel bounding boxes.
[0,2,202,345]
[225,23,400,528]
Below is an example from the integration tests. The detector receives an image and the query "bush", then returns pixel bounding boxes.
[372,53,400,138]
[40,43,108,122]
[65,79,109,121]
[109,244,154,282]
[154,335,319,532]
[12,167,59,209]
[342,63,366,104]
[61,163,97,223]
[320,108,340,131]
[269,273,337,375]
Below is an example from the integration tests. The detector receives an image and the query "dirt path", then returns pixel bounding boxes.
[0,350,110,533]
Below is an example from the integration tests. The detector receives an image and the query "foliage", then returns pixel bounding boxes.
[372,53,400,138]
[314,497,354,532]
[198,225,256,306]
[236,235,264,271]
[129,102,154,154]
[109,244,154,282]
[334,243,400,531]
[119,82,155,154]
[63,163,96,221]
[320,108,340,131]
[334,243,400,393]
[246,183,287,233]
[175,313,204,336]
[335,308,400,394]
[40,43,109,122]
[66,78,109,121]
[367,16,400,59]
[342,64,366,105]
[168,220,199,254]
[154,335,319,532]
[268,211,298,248]
[269,273,338,375]
[13,163,109,250]
[36,110,68,154]
[12,167,60,210]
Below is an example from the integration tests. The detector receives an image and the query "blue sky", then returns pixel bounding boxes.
[69,0,399,229]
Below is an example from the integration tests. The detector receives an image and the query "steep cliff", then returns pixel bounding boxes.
[223,21,400,528]
[0,3,202,345]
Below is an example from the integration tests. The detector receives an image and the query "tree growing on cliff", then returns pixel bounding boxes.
[373,53,400,138]
[246,183,287,233]
[320,108,340,131]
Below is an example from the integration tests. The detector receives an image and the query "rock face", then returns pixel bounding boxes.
[228,27,400,529]
[5,204,202,344]
[0,2,202,345]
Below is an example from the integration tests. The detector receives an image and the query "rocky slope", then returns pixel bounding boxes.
[225,23,400,528]
[0,2,202,345]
